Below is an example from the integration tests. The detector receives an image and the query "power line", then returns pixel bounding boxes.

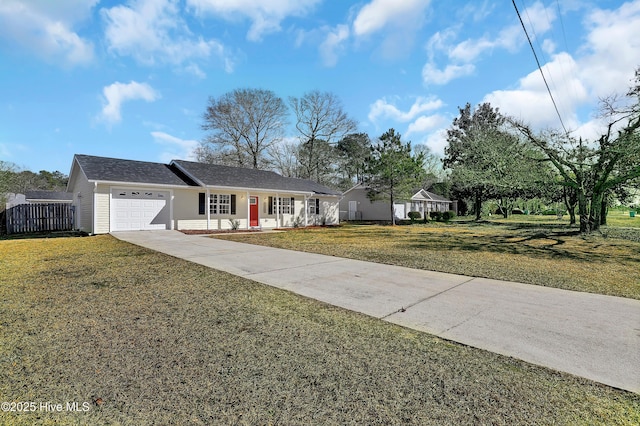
[511,0,568,135]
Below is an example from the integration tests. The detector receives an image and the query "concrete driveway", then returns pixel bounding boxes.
[112,230,640,394]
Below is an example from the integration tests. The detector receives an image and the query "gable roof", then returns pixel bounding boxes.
[411,189,451,203]
[343,184,450,202]
[70,154,340,196]
[73,154,198,187]
[172,160,340,196]
[25,191,73,202]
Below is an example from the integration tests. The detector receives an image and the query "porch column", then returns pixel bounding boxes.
[304,196,308,227]
[206,188,210,230]
[275,193,279,227]
[246,191,250,230]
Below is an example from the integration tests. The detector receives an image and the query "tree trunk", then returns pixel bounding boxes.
[600,198,608,226]
[562,187,577,226]
[390,188,396,226]
[589,192,604,232]
[578,192,589,233]
[474,189,482,221]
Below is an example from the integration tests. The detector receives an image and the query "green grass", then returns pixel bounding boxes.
[218,222,640,300]
[1,236,639,424]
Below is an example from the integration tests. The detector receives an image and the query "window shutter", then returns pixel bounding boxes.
[198,193,205,215]
[230,194,236,215]
[315,198,320,214]
[268,196,273,215]
[291,197,295,215]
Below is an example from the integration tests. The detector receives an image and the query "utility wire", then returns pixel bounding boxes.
[511,0,568,135]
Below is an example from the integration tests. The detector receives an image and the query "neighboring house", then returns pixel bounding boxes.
[4,193,26,210]
[67,154,341,234]
[25,191,73,204]
[339,184,455,221]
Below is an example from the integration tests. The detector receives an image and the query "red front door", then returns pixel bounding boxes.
[250,196,259,227]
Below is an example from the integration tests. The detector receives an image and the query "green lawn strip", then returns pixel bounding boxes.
[218,223,640,300]
[0,236,639,424]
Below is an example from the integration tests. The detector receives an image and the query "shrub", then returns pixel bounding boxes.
[541,209,566,216]
[408,211,421,222]
[512,208,525,215]
[430,211,442,221]
[228,219,241,230]
[442,210,457,222]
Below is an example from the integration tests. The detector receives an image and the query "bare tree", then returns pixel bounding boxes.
[267,141,300,178]
[289,90,357,181]
[201,88,288,169]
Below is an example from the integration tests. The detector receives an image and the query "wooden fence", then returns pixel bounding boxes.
[3,203,74,235]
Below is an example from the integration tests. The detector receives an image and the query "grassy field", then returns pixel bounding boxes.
[1,235,639,424]
[218,221,640,300]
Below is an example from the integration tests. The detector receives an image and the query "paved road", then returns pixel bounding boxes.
[113,230,640,393]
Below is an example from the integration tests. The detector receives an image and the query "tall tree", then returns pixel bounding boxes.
[290,90,357,181]
[444,103,505,220]
[336,132,371,188]
[365,129,426,225]
[201,88,288,169]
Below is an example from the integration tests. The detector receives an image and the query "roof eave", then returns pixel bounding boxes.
[87,179,196,189]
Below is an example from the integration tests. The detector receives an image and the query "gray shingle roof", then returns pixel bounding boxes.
[25,191,73,201]
[74,154,198,186]
[173,160,341,196]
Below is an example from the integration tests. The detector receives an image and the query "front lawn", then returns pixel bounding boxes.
[218,222,640,299]
[1,235,639,424]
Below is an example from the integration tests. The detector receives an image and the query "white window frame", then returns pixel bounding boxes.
[210,194,231,215]
[278,197,291,214]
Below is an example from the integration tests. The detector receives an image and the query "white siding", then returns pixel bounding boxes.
[67,162,95,234]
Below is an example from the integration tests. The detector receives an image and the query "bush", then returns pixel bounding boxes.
[429,211,442,221]
[512,208,525,215]
[408,211,421,222]
[442,210,457,222]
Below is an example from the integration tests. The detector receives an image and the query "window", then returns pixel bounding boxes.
[308,198,320,215]
[268,197,295,215]
[279,197,291,214]
[209,194,231,215]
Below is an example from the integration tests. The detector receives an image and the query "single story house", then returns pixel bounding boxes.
[67,154,341,234]
[339,184,455,221]
[25,191,73,204]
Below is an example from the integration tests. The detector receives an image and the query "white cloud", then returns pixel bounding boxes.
[151,131,198,162]
[449,2,554,63]
[186,0,320,41]
[484,53,587,129]
[352,0,430,59]
[423,1,555,86]
[406,114,448,136]
[368,96,443,123]
[102,0,232,73]
[319,25,350,67]
[422,63,474,85]
[578,0,640,98]
[353,0,430,37]
[99,81,160,125]
[483,0,640,138]
[0,0,96,66]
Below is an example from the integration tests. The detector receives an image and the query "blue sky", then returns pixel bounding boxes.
[1,0,639,174]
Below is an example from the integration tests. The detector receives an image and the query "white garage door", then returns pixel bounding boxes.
[111,189,171,231]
